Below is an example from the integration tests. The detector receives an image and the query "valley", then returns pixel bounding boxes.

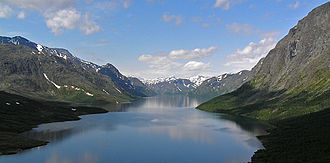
[0,1,329,162]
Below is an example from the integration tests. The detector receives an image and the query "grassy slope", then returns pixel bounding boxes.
[197,49,330,122]
[0,91,107,155]
[252,107,330,162]
[197,3,330,161]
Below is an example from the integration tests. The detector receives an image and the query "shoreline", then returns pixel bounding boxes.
[0,91,108,156]
[196,107,330,162]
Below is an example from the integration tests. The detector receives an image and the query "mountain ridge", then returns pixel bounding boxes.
[0,36,153,104]
[143,70,252,98]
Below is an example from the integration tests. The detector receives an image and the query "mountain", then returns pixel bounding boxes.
[143,77,197,95]
[197,2,330,121]
[143,71,251,98]
[188,75,210,86]
[191,70,251,98]
[98,63,154,97]
[0,36,148,104]
[128,77,156,96]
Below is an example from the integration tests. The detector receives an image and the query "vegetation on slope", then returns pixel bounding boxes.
[197,2,330,121]
[198,2,330,162]
[0,91,107,155]
[252,107,330,162]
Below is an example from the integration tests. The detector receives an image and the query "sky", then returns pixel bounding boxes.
[0,0,328,79]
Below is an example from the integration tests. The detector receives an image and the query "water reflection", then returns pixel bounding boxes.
[2,95,268,163]
[45,151,98,163]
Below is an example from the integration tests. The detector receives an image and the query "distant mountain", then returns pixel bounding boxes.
[198,2,330,121]
[98,63,154,97]
[192,70,251,98]
[143,71,251,98]
[0,36,149,104]
[128,77,156,97]
[143,77,197,95]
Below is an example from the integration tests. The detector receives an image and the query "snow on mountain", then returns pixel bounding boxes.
[143,76,177,85]
[188,75,210,86]
[143,75,211,87]
[36,44,43,52]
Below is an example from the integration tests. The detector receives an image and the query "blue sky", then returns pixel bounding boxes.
[0,0,327,79]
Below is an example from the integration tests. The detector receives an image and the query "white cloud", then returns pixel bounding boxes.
[288,1,300,9]
[2,0,75,11]
[122,0,131,9]
[162,13,183,25]
[2,0,101,35]
[213,0,230,10]
[226,22,281,38]
[44,8,101,35]
[138,54,182,77]
[260,31,281,38]
[97,0,132,9]
[183,61,210,71]
[224,37,277,70]
[44,8,81,35]
[226,23,254,36]
[0,3,13,18]
[213,0,244,10]
[169,46,218,59]
[80,14,102,35]
[17,11,25,19]
[138,46,216,78]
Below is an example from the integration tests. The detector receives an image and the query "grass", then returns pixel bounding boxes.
[252,107,330,162]
[197,81,330,121]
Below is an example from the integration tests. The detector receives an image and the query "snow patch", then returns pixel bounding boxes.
[102,89,110,95]
[115,87,122,94]
[143,76,177,85]
[217,75,223,81]
[43,73,61,89]
[189,75,209,86]
[85,92,94,96]
[151,119,159,122]
[36,44,43,52]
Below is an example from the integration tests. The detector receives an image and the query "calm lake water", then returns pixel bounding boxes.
[0,95,268,163]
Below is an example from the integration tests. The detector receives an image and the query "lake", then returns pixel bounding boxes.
[0,95,268,163]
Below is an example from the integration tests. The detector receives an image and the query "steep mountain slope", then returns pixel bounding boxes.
[98,64,153,97]
[128,77,156,96]
[198,2,330,121]
[191,70,251,98]
[0,37,142,104]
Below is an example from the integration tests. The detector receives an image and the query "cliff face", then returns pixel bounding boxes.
[198,2,330,121]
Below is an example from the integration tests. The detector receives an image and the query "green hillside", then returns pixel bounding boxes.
[197,2,330,121]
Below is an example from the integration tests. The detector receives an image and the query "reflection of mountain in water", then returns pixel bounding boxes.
[17,95,268,162]
[217,114,271,136]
